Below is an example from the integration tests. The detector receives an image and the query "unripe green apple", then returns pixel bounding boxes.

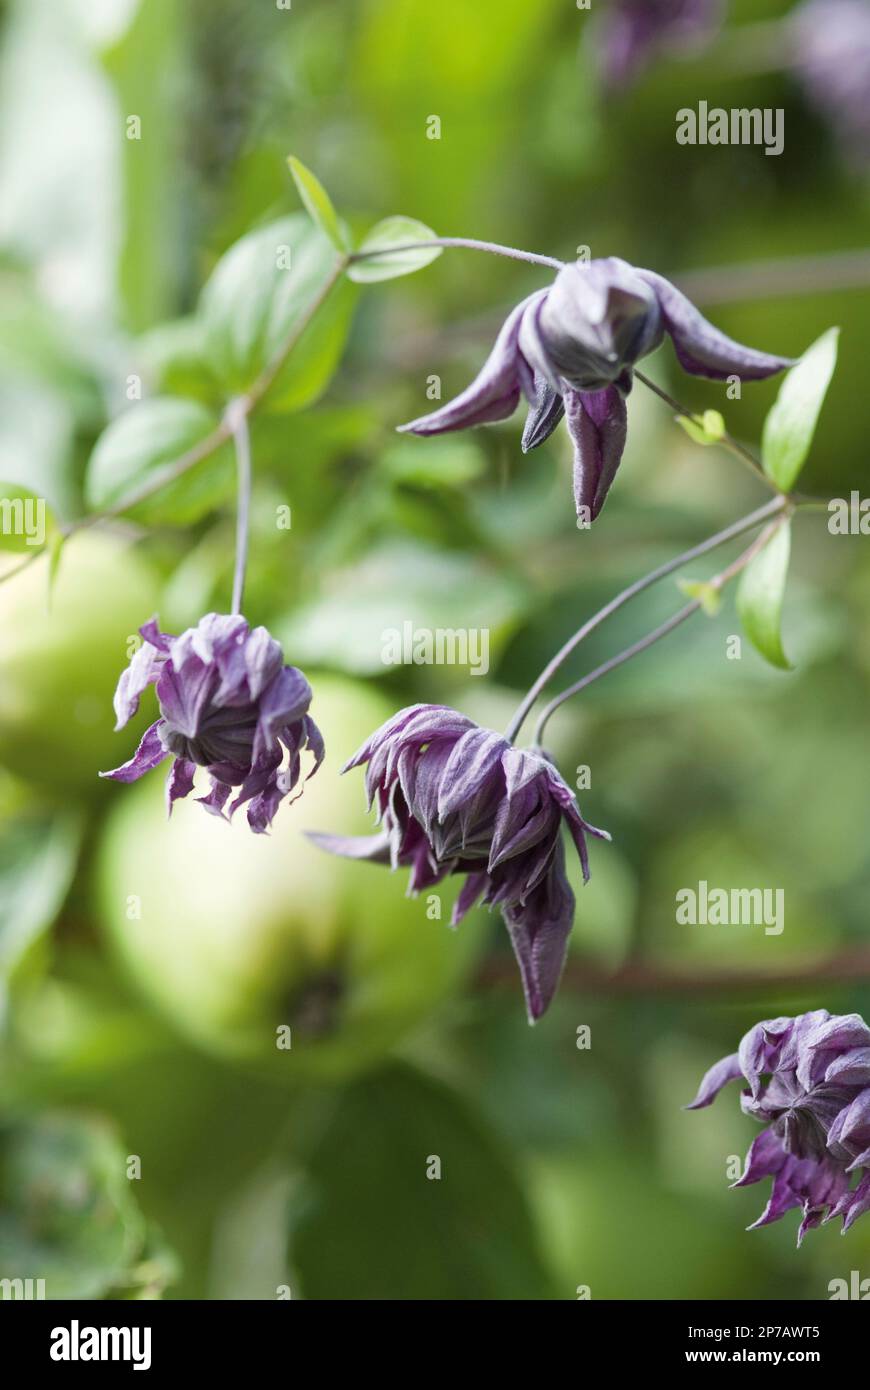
[0,534,157,790]
[95,676,481,1081]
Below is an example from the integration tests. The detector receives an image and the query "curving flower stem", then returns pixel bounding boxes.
[504,495,788,744]
[348,236,565,272]
[531,516,788,746]
[227,398,252,615]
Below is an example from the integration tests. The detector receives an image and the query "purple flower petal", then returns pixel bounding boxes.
[112,628,168,730]
[196,779,233,820]
[397,292,545,436]
[732,1127,788,1185]
[806,1012,870,1053]
[437,727,505,820]
[451,870,487,926]
[521,376,565,452]
[825,1046,870,1086]
[307,829,393,863]
[639,269,794,381]
[838,1171,870,1232]
[213,621,283,705]
[564,385,628,521]
[252,665,312,764]
[684,1052,743,1110]
[100,720,169,782]
[738,1016,794,1099]
[502,842,575,1022]
[166,756,196,813]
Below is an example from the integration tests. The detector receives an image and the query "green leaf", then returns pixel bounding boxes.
[762,328,839,492]
[0,1113,174,1299]
[290,1065,554,1299]
[677,576,722,616]
[0,810,82,1017]
[736,521,794,670]
[138,317,221,404]
[676,409,725,447]
[287,156,349,254]
[84,398,234,527]
[199,214,356,411]
[347,216,442,283]
[0,483,56,554]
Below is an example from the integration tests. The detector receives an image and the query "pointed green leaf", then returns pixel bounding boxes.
[199,215,357,410]
[348,216,442,283]
[736,521,794,670]
[287,156,349,254]
[85,398,234,527]
[676,409,725,447]
[762,327,838,492]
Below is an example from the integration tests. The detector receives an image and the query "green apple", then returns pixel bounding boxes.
[94,676,481,1081]
[0,534,157,790]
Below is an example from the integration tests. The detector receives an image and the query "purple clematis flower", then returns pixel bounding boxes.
[687,1010,870,1244]
[597,0,724,88]
[308,703,609,1021]
[399,257,791,522]
[101,612,324,833]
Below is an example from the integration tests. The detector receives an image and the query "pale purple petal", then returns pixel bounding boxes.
[307,830,393,863]
[825,1047,870,1086]
[196,778,232,819]
[166,756,196,813]
[100,720,168,782]
[639,268,793,381]
[251,665,312,764]
[685,1052,743,1110]
[397,293,545,436]
[112,633,167,730]
[806,1013,870,1053]
[732,1127,787,1185]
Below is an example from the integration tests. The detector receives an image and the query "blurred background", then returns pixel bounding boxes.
[1,0,870,1300]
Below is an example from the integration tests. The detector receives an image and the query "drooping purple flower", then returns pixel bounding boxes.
[687,1010,870,1244]
[101,613,324,833]
[790,0,870,169]
[308,704,609,1021]
[399,257,791,522]
[596,0,724,88]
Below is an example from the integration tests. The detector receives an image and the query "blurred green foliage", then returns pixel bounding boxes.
[1,0,869,1300]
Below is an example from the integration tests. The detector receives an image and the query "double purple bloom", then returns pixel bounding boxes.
[310,703,609,1021]
[101,612,324,833]
[688,1010,870,1244]
[400,257,790,521]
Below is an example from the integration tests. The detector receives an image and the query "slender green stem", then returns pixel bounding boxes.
[531,516,787,745]
[228,399,252,615]
[348,236,565,272]
[503,496,787,744]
